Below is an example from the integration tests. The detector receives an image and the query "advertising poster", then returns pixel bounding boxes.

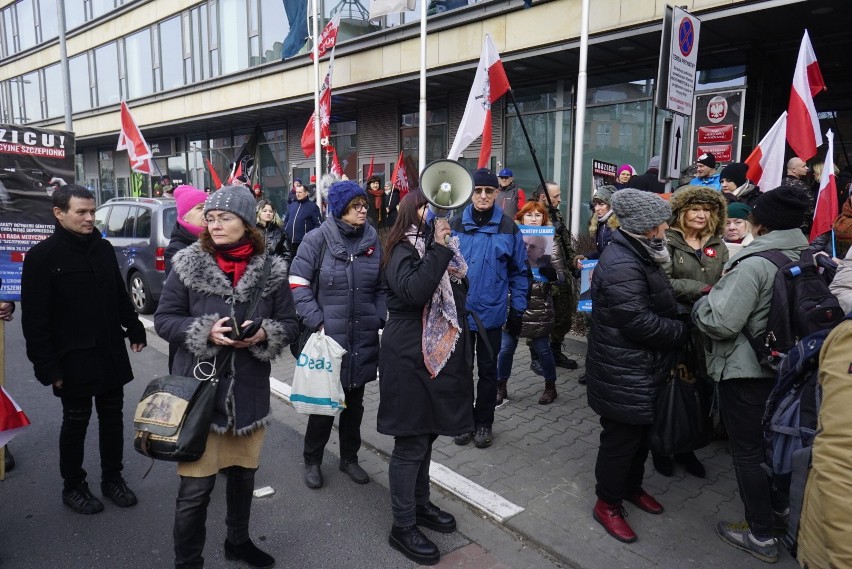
[691,89,745,165]
[0,125,75,301]
[592,159,617,192]
[519,225,554,282]
[577,259,598,312]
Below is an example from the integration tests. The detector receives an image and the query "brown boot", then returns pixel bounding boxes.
[538,382,557,405]
[496,380,508,406]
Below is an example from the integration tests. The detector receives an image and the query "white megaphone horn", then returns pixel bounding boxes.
[420,159,474,218]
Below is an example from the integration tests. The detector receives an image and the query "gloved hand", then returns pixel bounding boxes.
[506,309,524,337]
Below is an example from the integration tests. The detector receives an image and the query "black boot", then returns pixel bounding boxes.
[652,452,674,477]
[224,466,261,551]
[224,538,275,568]
[389,525,439,565]
[416,502,456,533]
[174,474,216,569]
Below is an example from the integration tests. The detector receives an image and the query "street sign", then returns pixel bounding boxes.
[665,114,686,180]
[690,89,746,166]
[655,5,701,116]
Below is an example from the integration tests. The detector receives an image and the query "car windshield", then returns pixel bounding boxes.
[162,207,177,239]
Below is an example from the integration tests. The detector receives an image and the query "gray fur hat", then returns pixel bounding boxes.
[593,185,616,205]
[610,188,671,234]
[203,185,257,226]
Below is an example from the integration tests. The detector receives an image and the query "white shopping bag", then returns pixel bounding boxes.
[290,330,347,416]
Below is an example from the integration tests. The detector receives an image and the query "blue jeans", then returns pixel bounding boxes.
[496,332,556,382]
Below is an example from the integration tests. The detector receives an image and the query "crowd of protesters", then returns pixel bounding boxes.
[12,152,852,569]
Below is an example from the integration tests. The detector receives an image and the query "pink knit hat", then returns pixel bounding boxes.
[617,164,633,177]
[173,185,207,236]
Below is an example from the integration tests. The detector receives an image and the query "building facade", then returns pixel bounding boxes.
[1,0,849,226]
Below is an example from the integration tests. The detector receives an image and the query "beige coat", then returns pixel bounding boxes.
[797,320,852,569]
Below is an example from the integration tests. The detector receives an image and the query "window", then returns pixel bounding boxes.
[259,0,287,63]
[190,5,210,82]
[135,206,152,238]
[219,0,248,74]
[65,0,85,30]
[69,53,91,112]
[39,0,58,42]
[106,204,132,237]
[159,17,184,91]
[91,0,115,21]
[125,29,153,99]
[17,0,36,52]
[2,8,15,55]
[95,42,120,106]
[21,71,41,122]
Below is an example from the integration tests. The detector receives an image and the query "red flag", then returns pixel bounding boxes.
[787,31,826,160]
[366,155,375,181]
[301,60,334,158]
[330,147,344,178]
[447,35,511,168]
[116,101,153,175]
[392,151,410,198]
[810,130,838,242]
[744,112,787,192]
[310,13,340,61]
[205,157,223,189]
[0,386,31,448]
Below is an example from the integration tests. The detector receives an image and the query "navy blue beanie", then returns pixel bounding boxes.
[328,180,367,218]
[473,168,499,188]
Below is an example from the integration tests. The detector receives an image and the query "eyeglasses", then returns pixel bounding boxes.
[204,214,239,226]
[473,187,497,196]
[349,203,369,212]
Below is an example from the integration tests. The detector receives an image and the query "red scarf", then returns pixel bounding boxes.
[214,239,255,285]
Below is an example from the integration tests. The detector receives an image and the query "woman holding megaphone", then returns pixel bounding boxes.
[377,191,474,565]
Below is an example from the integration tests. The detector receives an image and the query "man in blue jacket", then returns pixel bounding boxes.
[283,183,322,258]
[689,152,722,190]
[451,168,528,448]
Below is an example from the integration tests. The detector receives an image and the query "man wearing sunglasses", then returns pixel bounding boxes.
[450,168,529,449]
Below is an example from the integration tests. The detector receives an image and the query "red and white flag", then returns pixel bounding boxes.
[787,31,826,161]
[810,129,838,242]
[391,151,410,198]
[744,111,787,192]
[310,13,341,61]
[330,147,344,178]
[0,386,31,448]
[116,101,153,175]
[447,34,511,168]
[301,57,334,158]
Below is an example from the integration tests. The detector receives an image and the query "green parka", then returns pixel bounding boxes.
[692,228,809,381]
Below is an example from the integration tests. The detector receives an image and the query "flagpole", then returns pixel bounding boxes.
[418,0,427,175]
[312,0,322,209]
[56,0,72,131]
[569,0,590,236]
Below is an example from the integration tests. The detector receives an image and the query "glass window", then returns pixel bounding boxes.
[106,204,132,237]
[135,206,152,238]
[125,29,153,99]
[65,0,85,30]
[191,5,209,81]
[69,53,91,112]
[91,0,114,21]
[219,0,248,74]
[9,79,21,122]
[95,42,119,106]
[39,0,58,42]
[259,0,288,62]
[159,17,184,90]
[3,8,15,54]
[21,71,41,122]
[99,150,116,202]
[44,63,65,118]
[17,0,36,51]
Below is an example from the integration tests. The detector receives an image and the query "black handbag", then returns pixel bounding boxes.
[650,358,705,456]
[133,256,271,464]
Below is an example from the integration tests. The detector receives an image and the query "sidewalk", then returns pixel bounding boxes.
[270,335,798,569]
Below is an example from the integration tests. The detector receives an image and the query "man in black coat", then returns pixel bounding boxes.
[629,156,667,194]
[21,185,146,515]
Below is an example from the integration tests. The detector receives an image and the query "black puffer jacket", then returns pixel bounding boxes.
[585,230,688,425]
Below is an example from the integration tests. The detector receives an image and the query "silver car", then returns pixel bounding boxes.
[95,197,177,314]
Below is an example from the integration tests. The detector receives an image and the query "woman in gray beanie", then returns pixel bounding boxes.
[575,185,620,269]
[289,180,386,489]
[585,189,689,543]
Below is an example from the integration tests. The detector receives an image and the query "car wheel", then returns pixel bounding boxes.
[129,271,155,314]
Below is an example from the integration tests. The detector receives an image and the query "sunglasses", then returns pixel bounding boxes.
[473,187,497,196]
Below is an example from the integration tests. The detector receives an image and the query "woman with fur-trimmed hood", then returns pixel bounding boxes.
[652,185,729,479]
[574,185,620,269]
[155,185,299,569]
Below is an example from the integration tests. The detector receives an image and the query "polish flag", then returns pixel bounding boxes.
[116,101,153,175]
[787,31,826,160]
[301,58,334,158]
[392,151,410,198]
[810,130,838,242]
[0,386,31,448]
[744,112,787,192]
[447,35,511,168]
[310,13,340,61]
[330,147,344,178]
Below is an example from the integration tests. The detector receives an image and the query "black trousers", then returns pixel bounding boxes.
[59,386,124,489]
[470,327,502,428]
[303,385,365,465]
[174,466,256,569]
[719,378,786,540]
[389,434,438,527]
[594,416,651,504]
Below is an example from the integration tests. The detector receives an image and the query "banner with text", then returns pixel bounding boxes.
[0,124,75,301]
[519,225,555,282]
[690,89,745,166]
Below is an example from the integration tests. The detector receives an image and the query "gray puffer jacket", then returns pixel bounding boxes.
[154,244,299,435]
[289,217,386,390]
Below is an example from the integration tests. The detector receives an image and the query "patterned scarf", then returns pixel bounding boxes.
[214,238,255,285]
[407,226,468,378]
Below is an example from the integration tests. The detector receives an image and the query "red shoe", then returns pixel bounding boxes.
[625,489,664,514]
[593,499,637,543]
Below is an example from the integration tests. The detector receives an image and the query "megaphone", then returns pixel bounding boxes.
[420,159,474,217]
